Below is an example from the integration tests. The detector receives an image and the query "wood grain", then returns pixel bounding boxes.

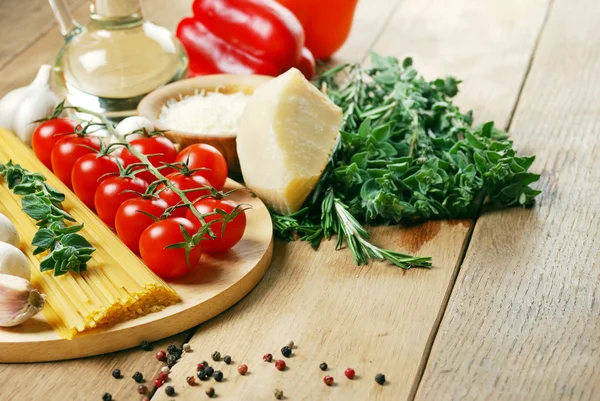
[150,0,551,400]
[414,0,600,400]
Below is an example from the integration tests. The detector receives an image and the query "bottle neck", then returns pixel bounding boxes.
[90,0,143,26]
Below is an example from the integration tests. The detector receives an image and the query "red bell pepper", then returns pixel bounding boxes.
[177,0,315,79]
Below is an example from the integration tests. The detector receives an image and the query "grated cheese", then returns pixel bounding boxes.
[159,89,250,136]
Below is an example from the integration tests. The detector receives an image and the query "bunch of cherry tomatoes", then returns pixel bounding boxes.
[31,117,247,280]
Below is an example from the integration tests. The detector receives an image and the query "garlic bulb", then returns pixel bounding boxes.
[0,65,60,146]
[0,274,45,327]
[0,242,30,281]
[109,116,153,155]
[0,213,20,248]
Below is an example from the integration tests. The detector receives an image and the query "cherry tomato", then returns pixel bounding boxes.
[120,136,177,183]
[175,144,228,190]
[115,197,169,254]
[94,175,149,229]
[139,217,202,279]
[72,153,122,211]
[295,47,316,80]
[50,134,101,188]
[186,198,246,253]
[32,118,78,170]
[157,172,211,217]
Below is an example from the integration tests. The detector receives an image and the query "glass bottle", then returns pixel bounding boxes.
[48,0,188,120]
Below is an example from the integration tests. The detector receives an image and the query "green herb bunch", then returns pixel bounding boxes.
[273,53,540,268]
[0,161,95,276]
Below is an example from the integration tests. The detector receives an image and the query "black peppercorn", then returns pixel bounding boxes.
[223,355,232,364]
[375,373,386,385]
[167,353,179,367]
[205,366,214,377]
[211,351,221,361]
[197,369,209,381]
[213,370,224,382]
[206,386,215,398]
[111,369,121,379]
[167,344,179,354]
[102,393,112,401]
[281,345,292,358]
[165,386,175,396]
[319,362,328,371]
[140,341,152,351]
[132,371,143,383]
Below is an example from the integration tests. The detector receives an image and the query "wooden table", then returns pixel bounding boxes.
[0,0,598,400]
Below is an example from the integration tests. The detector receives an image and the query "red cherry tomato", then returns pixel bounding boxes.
[186,198,247,253]
[94,175,149,229]
[157,172,211,217]
[32,118,78,170]
[295,47,316,80]
[50,134,101,188]
[139,217,202,279]
[175,144,228,190]
[72,153,122,211]
[120,136,177,183]
[115,196,169,254]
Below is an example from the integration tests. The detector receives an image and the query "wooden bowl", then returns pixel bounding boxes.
[137,74,272,174]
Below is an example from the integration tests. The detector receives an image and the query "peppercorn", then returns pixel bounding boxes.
[138,385,148,394]
[375,373,386,385]
[238,364,248,375]
[319,362,328,371]
[274,389,284,400]
[223,355,232,365]
[324,375,334,386]
[211,351,221,361]
[167,354,179,367]
[344,368,355,380]
[201,360,209,367]
[183,343,192,352]
[281,346,292,358]
[141,397,150,401]
[154,378,164,388]
[132,371,144,383]
[158,371,168,382]
[167,344,179,354]
[140,341,152,351]
[287,340,295,348]
[213,370,224,382]
[111,369,121,379]
[197,362,207,371]
[165,386,175,396]
[186,376,196,386]
[161,366,170,375]
[102,393,112,401]
[197,370,208,381]
[205,366,214,377]
[205,387,215,398]
[156,350,167,361]
[263,353,273,362]
[275,360,286,371]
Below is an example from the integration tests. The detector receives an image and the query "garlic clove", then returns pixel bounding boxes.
[0,274,45,327]
[0,242,30,281]
[0,85,30,130]
[0,213,20,248]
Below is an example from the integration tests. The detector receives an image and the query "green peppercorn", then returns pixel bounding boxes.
[132,371,143,383]
[102,393,112,401]
[111,369,121,379]
[281,346,292,358]
[375,373,386,385]
[319,362,328,371]
[223,355,232,364]
[140,341,152,351]
[274,389,284,400]
[212,351,221,361]
[213,370,224,382]
[206,386,215,398]
[165,386,175,396]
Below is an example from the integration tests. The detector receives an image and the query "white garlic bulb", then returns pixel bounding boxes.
[0,274,45,327]
[109,116,153,155]
[0,212,20,248]
[0,65,61,146]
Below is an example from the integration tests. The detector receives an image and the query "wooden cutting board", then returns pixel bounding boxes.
[0,130,273,362]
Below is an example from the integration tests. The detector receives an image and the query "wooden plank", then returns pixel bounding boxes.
[414,0,600,400]
[0,0,85,69]
[150,1,551,400]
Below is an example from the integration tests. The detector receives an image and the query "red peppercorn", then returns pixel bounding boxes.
[159,371,169,381]
[275,360,286,371]
[324,375,334,386]
[263,353,273,362]
[186,376,195,386]
[154,378,164,388]
[197,362,207,371]
[344,368,355,380]
[156,350,167,361]
[237,364,248,375]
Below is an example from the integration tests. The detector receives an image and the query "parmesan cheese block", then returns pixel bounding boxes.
[237,68,342,215]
